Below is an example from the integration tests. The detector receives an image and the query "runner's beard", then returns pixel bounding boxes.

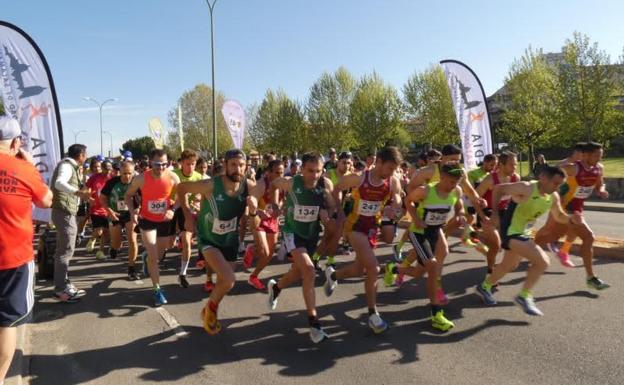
[226,171,243,182]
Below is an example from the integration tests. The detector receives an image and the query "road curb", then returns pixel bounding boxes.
[583,204,624,213]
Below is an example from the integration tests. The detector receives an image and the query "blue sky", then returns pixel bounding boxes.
[2,0,623,155]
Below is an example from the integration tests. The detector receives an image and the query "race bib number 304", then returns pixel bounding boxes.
[212,217,237,235]
[294,205,319,223]
[148,200,167,215]
[358,199,381,217]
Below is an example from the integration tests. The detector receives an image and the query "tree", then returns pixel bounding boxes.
[349,72,408,153]
[121,136,157,160]
[167,84,233,159]
[403,66,459,147]
[500,47,559,170]
[0,100,4,116]
[558,32,622,144]
[306,67,357,151]
[248,89,308,155]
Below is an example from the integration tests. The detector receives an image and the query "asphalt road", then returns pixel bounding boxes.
[22,225,624,385]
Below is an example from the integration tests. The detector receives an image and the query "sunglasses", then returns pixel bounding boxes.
[151,161,168,168]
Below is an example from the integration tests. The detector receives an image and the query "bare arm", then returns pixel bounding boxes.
[406,185,428,228]
[595,164,608,199]
[124,175,144,223]
[550,192,572,224]
[34,189,53,208]
[333,173,362,209]
[407,166,434,193]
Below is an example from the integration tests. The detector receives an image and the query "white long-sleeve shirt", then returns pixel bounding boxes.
[54,158,79,194]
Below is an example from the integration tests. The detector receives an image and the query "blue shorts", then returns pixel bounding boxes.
[0,261,35,327]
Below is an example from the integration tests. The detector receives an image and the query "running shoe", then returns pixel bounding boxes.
[326,256,336,268]
[243,244,254,269]
[475,242,489,255]
[515,295,543,316]
[95,250,106,260]
[203,280,215,293]
[309,325,329,344]
[461,225,474,243]
[128,266,140,281]
[153,288,168,307]
[324,266,337,297]
[431,310,455,331]
[587,276,610,290]
[383,262,397,287]
[546,242,560,253]
[201,302,221,335]
[392,244,404,263]
[248,275,266,291]
[436,288,449,306]
[86,238,96,252]
[395,273,406,287]
[179,274,190,288]
[267,279,278,311]
[54,288,81,303]
[66,282,86,298]
[558,252,575,268]
[476,283,497,305]
[368,313,388,334]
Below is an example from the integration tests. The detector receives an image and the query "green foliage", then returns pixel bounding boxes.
[167,84,233,159]
[306,67,357,151]
[500,47,559,168]
[121,136,157,160]
[557,32,624,144]
[349,72,408,153]
[0,100,4,116]
[403,66,459,147]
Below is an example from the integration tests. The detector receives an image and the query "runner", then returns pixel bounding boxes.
[124,149,180,306]
[313,151,354,268]
[172,150,204,288]
[243,159,285,290]
[177,149,253,335]
[100,161,140,279]
[86,158,112,260]
[324,146,403,334]
[384,164,466,331]
[464,154,497,234]
[475,151,520,275]
[534,142,610,289]
[265,152,336,343]
[476,166,580,316]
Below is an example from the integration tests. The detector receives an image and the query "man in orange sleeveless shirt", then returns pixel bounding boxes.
[125,149,180,306]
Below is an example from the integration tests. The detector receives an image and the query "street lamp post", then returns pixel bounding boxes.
[72,129,86,143]
[83,97,117,156]
[103,130,113,158]
[205,0,218,161]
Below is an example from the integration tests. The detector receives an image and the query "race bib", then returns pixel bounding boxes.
[294,205,319,223]
[424,210,449,226]
[116,200,128,212]
[358,199,381,217]
[574,186,594,199]
[147,200,167,215]
[212,217,237,235]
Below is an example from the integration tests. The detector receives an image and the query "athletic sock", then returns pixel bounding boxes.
[308,315,320,328]
[153,283,160,291]
[561,241,572,254]
[431,304,442,315]
[519,288,531,299]
[391,265,399,274]
[368,307,377,316]
[208,299,218,313]
[327,255,335,265]
[312,252,321,262]
[180,259,190,276]
[481,278,493,291]
[397,240,405,250]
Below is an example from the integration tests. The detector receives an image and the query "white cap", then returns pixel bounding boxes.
[0,116,21,140]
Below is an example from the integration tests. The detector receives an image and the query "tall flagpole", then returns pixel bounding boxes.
[206,0,218,161]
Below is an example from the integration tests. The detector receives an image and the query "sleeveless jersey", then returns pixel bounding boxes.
[172,169,203,205]
[282,175,326,239]
[559,161,601,209]
[345,170,391,234]
[430,164,441,183]
[106,177,132,213]
[484,171,519,211]
[140,170,175,222]
[409,183,459,235]
[463,167,488,207]
[197,176,248,247]
[504,181,553,237]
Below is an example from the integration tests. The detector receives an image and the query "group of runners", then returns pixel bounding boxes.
[75,141,610,344]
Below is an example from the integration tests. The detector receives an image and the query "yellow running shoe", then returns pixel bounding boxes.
[431,310,454,332]
[201,302,222,335]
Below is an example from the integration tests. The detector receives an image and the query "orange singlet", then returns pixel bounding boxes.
[140,170,175,223]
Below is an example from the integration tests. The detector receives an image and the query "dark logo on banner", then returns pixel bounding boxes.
[3,45,46,98]
[458,80,481,110]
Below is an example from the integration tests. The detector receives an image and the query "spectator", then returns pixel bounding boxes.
[0,117,53,383]
[50,143,92,302]
[532,154,549,178]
